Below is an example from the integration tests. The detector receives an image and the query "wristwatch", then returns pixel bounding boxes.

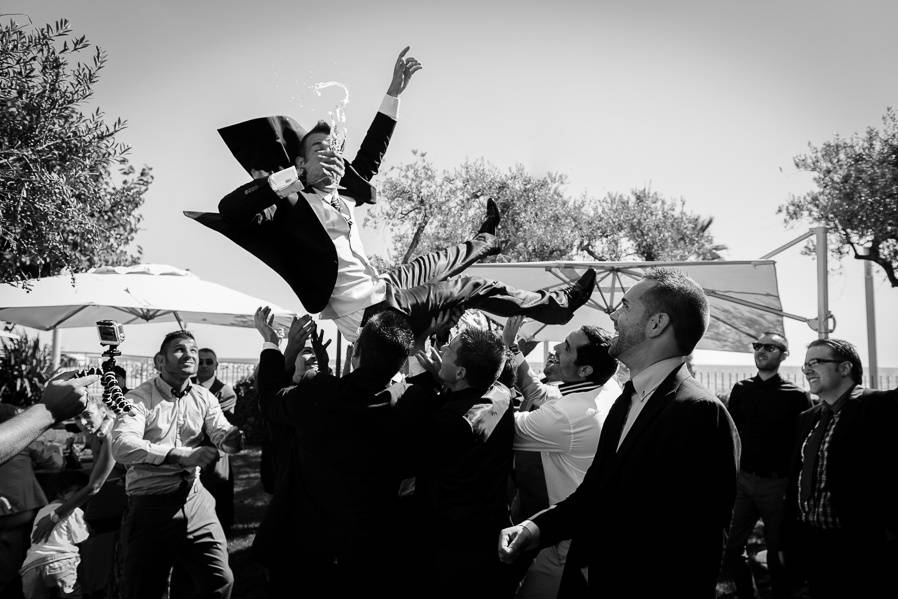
[49,511,60,524]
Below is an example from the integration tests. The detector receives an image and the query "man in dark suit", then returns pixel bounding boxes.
[498,267,741,598]
[396,327,517,599]
[251,306,415,599]
[782,338,897,599]
[187,48,596,342]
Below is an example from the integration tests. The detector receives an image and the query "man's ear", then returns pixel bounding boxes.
[645,312,671,339]
[153,353,163,372]
[456,365,467,382]
[578,364,594,380]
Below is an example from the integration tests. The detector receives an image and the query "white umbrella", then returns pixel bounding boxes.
[0,264,298,331]
[468,260,794,352]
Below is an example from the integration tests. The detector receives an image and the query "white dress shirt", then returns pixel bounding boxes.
[616,356,685,450]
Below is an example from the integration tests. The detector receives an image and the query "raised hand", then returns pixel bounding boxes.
[310,323,333,373]
[283,315,314,370]
[414,346,443,380]
[502,315,525,348]
[253,306,280,345]
[387,46,423,97]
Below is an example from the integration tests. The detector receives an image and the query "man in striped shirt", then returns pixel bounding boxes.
[502,316,621,599]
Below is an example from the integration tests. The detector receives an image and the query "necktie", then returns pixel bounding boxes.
[327,193,353,227]
[798,405,834,505]
[606,380,635,450]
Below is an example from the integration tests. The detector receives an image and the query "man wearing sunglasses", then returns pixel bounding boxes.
[193,348,237,536]
[782,338,898,599]
[721,332,810,598]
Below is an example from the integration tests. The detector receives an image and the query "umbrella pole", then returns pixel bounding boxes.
[51,328,61,371]
[336,331,342,375]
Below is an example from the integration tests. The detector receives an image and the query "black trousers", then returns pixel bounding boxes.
[368,233,578,335]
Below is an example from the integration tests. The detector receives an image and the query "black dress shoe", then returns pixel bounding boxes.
[565,268,597,312]
[477,197,501,236]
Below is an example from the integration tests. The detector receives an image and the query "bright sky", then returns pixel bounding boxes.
[8,0,898,370]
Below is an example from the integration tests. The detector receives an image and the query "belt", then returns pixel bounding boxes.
[743,468,787,479]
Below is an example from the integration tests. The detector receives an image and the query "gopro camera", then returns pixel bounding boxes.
[96,320,125,347]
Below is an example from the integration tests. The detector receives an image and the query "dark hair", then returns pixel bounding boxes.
[298,120,332,158]
[158,330,196,355]
[807,338,863,385]
[198,348,218,360]
[575,326,618,385]
[454,329,506,392]
[641,268,709,355]
[497,349,518,389]
[355,310,414,378]
[759,331,788,351]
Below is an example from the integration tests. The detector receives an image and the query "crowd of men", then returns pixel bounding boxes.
[1,45,896,599]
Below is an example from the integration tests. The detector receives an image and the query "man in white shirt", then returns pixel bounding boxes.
[111,330,245,599]
[502,316,620,599]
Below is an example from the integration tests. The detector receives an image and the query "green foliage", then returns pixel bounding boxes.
[781,107,898,286]
[367,151,724,267]
[580,187,726,262]
[0,332,53,406]
[0,16,152,284]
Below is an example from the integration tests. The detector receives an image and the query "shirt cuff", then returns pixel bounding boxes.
[521,519,540,538]
[262,342,281,352]
[510,351,525,368]
[379,94,400,120]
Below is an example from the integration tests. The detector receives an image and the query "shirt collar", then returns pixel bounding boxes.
[153,376,193,401]
[630,356,686,403]
[558,380,600,396]
[824,384,862,415]
[752,372,782,385]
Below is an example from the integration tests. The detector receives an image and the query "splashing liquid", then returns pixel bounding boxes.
[312,81,350,152]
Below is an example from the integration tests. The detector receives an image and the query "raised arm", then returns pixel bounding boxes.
[349,47,422,183]
[31,437,117,543]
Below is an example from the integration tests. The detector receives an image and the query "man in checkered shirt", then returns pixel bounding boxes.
[782,338,898,599]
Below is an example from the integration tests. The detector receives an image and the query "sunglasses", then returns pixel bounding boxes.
[751,343,785,353]
[198,359,216,366]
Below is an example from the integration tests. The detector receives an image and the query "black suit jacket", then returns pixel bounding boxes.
[784,387,898,545]
[252,348,406,590]
[532,364,740,599]
[187,111,396,313]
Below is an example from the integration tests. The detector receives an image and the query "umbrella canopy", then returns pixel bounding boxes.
[468,260,787,352]
[0,264,298,331]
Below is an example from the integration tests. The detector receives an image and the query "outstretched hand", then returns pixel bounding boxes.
[283,315,314,370]
[310,323,332,373]
[253,307,281,345]
[503,315,525,348]
[387,46,423,97]
[414,346,443,380]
